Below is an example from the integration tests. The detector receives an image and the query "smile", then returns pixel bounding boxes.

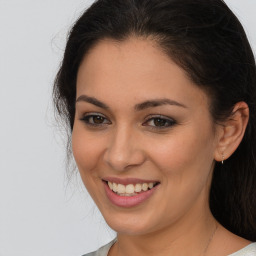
[107,181,158,196]
[103,179,160,208]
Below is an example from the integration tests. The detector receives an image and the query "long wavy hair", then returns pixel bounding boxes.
[53,0,256,241]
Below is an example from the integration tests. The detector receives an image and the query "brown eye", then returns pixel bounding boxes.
[80,114,111,126]
[143,116,176,129]
[153,118,168,127]
[92,115,105,124]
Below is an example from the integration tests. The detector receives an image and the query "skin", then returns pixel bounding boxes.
[72,37,250,256]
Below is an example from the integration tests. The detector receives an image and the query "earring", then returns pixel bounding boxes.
[221,154,224,164]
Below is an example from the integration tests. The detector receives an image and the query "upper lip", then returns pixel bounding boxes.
[102,177,160,186]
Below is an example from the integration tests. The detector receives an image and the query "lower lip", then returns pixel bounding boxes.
[103,182,159,208]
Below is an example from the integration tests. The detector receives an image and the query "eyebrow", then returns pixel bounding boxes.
[76,95,109,109]
[76,94,187,110]
[134,98,187,111]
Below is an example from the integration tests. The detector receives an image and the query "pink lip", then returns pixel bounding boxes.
[102,177,159,186]
[103,181,160,208]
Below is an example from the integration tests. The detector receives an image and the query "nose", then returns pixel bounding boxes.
[103,126,146,172]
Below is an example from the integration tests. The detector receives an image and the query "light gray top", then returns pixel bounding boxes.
[82,239,117,256]
[82,239,256,256]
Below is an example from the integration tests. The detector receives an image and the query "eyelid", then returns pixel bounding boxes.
[79,112,111,126]
[80,112,107,118]
[142,114,176,128]
[79,112,176,129]
[143,114,175,122]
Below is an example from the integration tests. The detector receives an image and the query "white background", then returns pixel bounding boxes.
[0,1,255,255]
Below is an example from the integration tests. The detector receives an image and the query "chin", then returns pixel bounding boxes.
[102,209,162,236]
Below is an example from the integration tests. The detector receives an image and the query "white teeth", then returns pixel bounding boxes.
[142,183,148,191]
[148,183,153,189]
[107,181,157,196]
[113,183,118,192]
[108,181,113,190]
[126,184,135,193]
[119,193,137,197]
[134,184,142,193]
[117,184,126,194]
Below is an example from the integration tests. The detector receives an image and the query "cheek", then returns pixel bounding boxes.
[144,126,215,221]
[148,124,215,186]
[72,125,104,176]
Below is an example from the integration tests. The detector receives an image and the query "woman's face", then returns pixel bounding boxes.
[72,37,220,235]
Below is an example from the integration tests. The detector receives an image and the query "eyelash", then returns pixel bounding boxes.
[142,115,176,130]
[79,113,176,129]
[80,113,111,127]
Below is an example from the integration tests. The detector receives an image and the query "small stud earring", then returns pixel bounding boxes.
[221,154,224,164]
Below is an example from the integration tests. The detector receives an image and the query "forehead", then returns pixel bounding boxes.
[76,37,208,109]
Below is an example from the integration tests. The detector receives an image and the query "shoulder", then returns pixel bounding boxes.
[229,243,256,256]
[82,238,117,256]
[82,239,256,256]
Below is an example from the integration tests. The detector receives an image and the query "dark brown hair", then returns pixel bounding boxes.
[53,0,256,241]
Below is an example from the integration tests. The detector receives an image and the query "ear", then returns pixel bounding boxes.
[214,102,249,162]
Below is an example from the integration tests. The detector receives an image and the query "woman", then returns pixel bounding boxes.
[53,0,256,255]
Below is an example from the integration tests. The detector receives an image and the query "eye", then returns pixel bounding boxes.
[80,113,111,126]
[143,116,176,129]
